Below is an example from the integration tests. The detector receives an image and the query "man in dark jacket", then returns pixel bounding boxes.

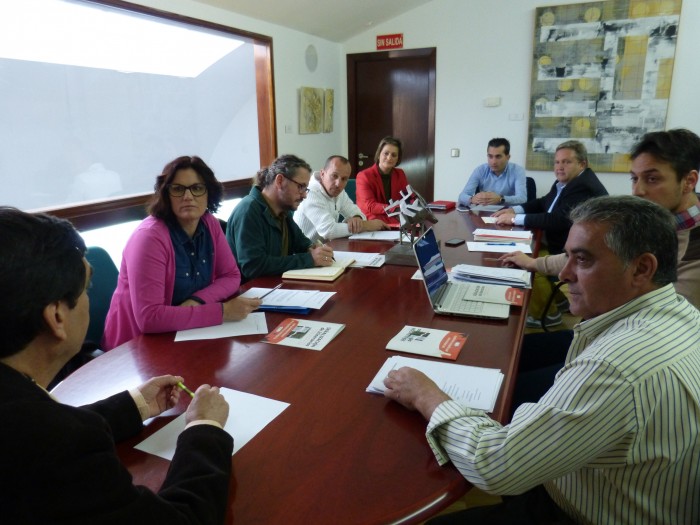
[0,207,233,525]
[493,141,608,327]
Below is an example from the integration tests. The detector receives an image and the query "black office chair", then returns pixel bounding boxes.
[49,246,118,389]
[526,176,537,202]
[345,178,357,203]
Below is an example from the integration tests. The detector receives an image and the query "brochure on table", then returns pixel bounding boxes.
[367,356,504,412]
[386,325,467,360]
[263,318,345,351]
[175,312,268,342]
[135,387,290,460]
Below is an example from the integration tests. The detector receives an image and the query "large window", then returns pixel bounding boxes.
[0,0,276,229]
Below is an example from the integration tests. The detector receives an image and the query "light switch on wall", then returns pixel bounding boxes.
[450,148,460,157]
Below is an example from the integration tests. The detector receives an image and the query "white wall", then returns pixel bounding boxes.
[344,0,700,199]
[134,0,698,196]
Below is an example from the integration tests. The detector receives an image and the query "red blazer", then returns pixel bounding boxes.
[356,163,409,224]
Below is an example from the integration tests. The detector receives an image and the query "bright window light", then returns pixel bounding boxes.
[0,0,244,77]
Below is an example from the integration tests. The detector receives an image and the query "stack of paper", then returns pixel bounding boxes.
[366,356,504,412]
[427,200,456,211]
[472,228,533,244]
[263,318,345,351]
[451,264,532,288]
[348,230,410,242]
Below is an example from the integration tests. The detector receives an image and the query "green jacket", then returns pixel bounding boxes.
[227,186,313,282]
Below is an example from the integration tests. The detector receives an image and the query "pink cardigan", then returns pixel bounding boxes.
[102,213,241,350]
[355,163,409,224]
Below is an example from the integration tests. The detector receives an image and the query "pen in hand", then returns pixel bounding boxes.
[177,381,195,398]
[315,239,335,261]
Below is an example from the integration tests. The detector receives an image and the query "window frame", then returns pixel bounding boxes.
[42,0,276,230]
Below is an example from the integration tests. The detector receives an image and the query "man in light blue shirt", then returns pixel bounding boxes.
[458,138,527,206]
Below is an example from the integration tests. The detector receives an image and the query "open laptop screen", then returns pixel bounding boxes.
[414,228,448,299]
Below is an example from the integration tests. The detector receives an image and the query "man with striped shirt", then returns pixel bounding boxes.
[384,196,700,524]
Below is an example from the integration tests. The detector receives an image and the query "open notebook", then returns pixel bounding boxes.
[281,257,354,282]
[413,228,510,319]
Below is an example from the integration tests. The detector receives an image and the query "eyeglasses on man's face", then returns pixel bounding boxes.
[167,183,208,197]
[282,174,309,194]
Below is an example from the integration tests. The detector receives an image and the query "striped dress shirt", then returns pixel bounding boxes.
[426,284,700,524]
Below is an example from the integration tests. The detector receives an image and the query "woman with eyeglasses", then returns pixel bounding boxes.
[102,156,261,350]
[356,136,410,226]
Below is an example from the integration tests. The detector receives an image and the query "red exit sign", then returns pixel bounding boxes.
[376,33,403,50]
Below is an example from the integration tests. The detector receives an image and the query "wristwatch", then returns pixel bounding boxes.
[499,195,505,204]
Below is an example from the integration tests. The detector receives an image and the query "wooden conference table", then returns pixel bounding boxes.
[53,209,529,525]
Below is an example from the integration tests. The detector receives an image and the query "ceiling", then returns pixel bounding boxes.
[194,0,434,42]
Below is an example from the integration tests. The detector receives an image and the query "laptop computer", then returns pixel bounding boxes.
[413,228,510,320]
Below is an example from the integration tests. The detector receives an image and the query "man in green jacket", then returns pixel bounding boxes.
[227,154,334,282]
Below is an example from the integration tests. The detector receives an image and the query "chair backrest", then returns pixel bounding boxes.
[526,176,537,202]
[84,246,119,345]
[345,178,357,203]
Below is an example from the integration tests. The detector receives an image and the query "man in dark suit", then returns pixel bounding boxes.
[493,140,608,327]
[0,207,233,525]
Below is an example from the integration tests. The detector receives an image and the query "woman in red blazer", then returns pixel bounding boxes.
[356,136,409,225]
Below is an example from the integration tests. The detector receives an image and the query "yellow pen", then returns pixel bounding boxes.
[177,381,195,398]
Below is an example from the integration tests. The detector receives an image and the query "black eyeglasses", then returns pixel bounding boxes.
[167,183,208,197]
[282,174,309,194]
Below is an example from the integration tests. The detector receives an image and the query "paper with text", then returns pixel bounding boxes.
[367,356,503,412]
[333,251,385,268]
[241,288,336,309]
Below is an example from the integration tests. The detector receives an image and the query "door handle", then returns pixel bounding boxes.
[358,153,369,159]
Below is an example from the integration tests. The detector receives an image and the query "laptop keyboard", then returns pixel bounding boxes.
[439,289,486,314]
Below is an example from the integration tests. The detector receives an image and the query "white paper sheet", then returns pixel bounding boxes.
[174,312,268,342]
[467,242,532,254]
[348,230,409,241]
[240,288,336,309]
[467,204,505,212]
[135,387,290,460]
[333,251,385,268]
[367,356,503,412]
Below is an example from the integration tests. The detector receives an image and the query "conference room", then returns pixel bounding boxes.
[3,0,699,523]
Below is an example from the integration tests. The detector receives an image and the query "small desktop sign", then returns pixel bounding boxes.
[376,33,403,50]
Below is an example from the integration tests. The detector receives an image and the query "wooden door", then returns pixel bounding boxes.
[347,48,436,202]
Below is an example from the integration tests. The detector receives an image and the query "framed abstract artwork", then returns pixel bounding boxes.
[324,89,334,133]
[526,1,682,172]
[299,86,324,134]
